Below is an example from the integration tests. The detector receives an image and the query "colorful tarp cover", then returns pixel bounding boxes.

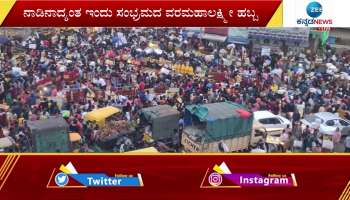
[185,102,253,142]
[186,106,209,121]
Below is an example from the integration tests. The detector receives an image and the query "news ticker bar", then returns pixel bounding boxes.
[1,0,349,27]
[0,154,349,200]
[2,0,348,27]
[0,0,282,27]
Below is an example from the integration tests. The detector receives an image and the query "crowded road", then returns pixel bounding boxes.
[0,28,349,153]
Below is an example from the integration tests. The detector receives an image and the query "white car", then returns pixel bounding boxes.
[253,111,292,130]
[301,112,350,135]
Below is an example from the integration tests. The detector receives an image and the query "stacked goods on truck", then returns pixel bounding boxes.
[97,120,136,149]
[84,106,136,150]
[27,117,70,152]
[182,101,253,152]
[141,105,180,142]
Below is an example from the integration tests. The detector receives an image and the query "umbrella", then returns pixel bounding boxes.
[219,49,227,54]
[62,110,70,118]
[106,50,116,58]
[227,44,235,49]
[204,55,214,62]
[160,67,170,75]
[206,83,213,89]
[144,48,153,55]
[154,48,163,55]
[326,63,338,73]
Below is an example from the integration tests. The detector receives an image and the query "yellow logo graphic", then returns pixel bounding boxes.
[0,155,20,191]
[339,181,350,200]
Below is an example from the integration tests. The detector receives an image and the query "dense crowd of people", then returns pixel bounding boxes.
[0,27,349,152]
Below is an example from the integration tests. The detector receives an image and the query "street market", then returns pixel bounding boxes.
[0,27,349,153]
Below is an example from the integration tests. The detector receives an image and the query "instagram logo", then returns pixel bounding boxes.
[208,173,222,187]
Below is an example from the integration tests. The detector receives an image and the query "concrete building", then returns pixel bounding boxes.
[0,28,33,39]
[329,28,350,51]
[247,28,310,54]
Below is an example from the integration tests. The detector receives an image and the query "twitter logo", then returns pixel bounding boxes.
[55,173,69,187]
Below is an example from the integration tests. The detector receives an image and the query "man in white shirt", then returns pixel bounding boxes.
[99,77,106,89]
[58,64,66,73]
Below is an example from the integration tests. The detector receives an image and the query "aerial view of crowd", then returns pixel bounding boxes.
[0,27,349,153]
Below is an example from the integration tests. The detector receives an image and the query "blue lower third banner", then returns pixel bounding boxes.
[70,174,142,187]
[48,162,143,188]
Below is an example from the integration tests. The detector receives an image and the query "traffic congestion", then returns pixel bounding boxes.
[0,27,349,153]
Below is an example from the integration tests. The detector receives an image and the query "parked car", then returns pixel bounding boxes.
[301,112,350,135]
[253,111,292,130]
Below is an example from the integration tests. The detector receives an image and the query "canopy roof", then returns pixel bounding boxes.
[84,106,121,122]
[27,117,68,134]
[141,105,179,121]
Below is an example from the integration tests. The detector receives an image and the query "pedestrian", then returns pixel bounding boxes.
[0,126,4,138]
[332,127,341,145]
[345,135,350,152]
[292,109,301,126]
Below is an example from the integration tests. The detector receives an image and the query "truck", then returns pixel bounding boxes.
[141,105,180,141]
[84,106,138,151]
[182,101,253,152]
[140,105,180,142]
[181,102,287,153]
[27,117,70,152]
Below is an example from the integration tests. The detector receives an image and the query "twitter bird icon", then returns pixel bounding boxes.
[55,173,69,187]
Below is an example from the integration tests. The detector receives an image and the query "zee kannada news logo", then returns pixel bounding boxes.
[297,1,333,26]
